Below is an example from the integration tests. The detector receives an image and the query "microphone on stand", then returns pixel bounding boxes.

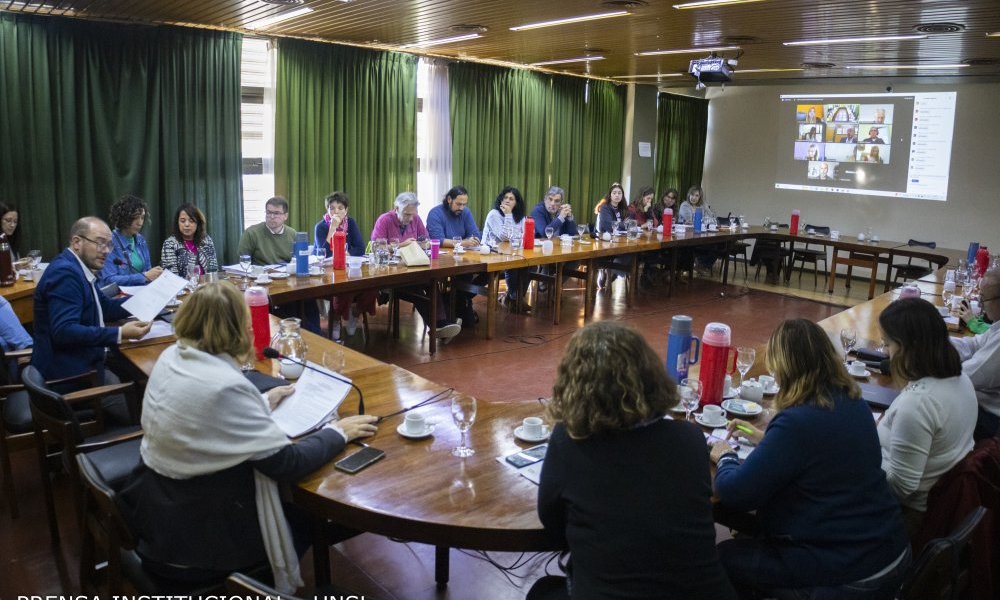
[263,347,365,415]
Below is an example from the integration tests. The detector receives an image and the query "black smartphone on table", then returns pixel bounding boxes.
[335,446,386,474]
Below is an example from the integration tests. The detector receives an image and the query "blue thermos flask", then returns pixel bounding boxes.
[967,242,980,266]
[294,232,309,277]
[666,315,701,382]
[693,208,703,232]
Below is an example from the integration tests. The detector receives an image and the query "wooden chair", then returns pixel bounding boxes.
[727,241,750,279]
[892,239,937,285]
[787,225,830,285]
[21,365,143,544]
[0,347,32,518]
[898,506,987,600]
[826,247,882,300]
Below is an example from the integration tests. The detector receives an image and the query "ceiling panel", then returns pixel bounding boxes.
[2,0,999,85]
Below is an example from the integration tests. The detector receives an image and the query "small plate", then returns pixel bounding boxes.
[694,414,728,429]
[397,423,435,439]
[670,403,688,414]
[165,298,182,308]
[514,425,550,443]
[763,385,780,395]
[850,369,873,379]
[254,277,272,285]
[269,271,290,279]
[722,399,763,417]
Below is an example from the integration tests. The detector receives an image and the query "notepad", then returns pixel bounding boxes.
[269,362,351,438]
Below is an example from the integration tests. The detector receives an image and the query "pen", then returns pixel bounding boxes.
[734,423,754,436]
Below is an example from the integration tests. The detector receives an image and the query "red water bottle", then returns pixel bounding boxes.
[523,217,535,249]
[698,322,737,406]
[332,229,346,270]
[790,209,800,236]
[663,208,673,235]
[244,286,271,360]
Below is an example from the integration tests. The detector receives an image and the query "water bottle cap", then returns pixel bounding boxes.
[295,231,308,242]
[244,285,270,305]
[702,322,732,346]
[669,315,693,336]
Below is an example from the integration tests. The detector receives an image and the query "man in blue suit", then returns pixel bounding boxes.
[31,217,151,421]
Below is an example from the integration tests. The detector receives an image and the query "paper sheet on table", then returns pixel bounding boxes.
[121,271,188,322]
[138,320,174,341]
[270,362,351,438]
[519,462,543,485]
[223,263,286,277]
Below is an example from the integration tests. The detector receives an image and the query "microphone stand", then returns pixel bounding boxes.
[263,347,365,414]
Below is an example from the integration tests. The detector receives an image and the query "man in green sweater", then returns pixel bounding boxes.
[237,196,297,265]
[237,196,320,333]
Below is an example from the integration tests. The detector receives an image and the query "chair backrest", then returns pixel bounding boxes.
[899,506,987,600]
[21,365,85,444]
[76,452,140,550]
[908,239,937,249]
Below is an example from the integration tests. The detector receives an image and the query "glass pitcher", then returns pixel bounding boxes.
[270,318,308,379]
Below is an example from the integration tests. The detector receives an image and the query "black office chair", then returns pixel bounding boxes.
[0,346,32,518]
[22,365,142,544]
[892,239,937,285]
[788,225,830,285]
[898,506,987,600]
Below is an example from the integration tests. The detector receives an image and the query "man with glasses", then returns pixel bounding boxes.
[529,186,579,292]
[237,196,297,266]
[952,269,1000,440]
[31,217,151,423]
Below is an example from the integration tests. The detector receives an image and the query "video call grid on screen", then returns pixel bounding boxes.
[775,92,956,201]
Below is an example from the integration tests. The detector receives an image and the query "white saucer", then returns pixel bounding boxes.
[670,403,688,413]
[514,425,550,443]
[254,277,272,285]
[269,271,290,279]
[763,385,779,395]
[694,414,728,428]
[850,369,873,378]
[165,298,181,308]
[722,399,763,417]
[397,423,435,439]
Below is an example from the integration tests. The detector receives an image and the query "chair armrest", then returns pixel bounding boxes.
[0,384,24,395]
[62,382,135,405]
[77,428,144,453]
[45,370,99,388]
[6,348,32,361]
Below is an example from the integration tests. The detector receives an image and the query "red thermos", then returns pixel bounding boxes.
[663,208,673,235]
[698,322,737,406]
[332,229,346,270]
[523,217,535,249]
[790,210,800,236]
[244,286,271,360]
[975,247,990,277]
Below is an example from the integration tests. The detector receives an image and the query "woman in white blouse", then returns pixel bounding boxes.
[481,186,530,311]
[877,297,977,535]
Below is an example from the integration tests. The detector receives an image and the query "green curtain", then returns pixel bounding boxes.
[449,62,550,226]
[580,80,626,219]
[275,39,416,238]
[654,93,709,199]
[0,13,243,263]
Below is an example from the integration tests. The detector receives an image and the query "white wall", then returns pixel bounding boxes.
[700,80,1000,253]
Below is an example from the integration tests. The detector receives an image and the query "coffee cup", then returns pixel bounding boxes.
[21,269,32,282]
[857,232,866,241]
[522,416,545,438]
[541,240,554,254]
[849,360,867,376]
[480,244,491,255]
[708,223,718,232]
[740,380,764,402]
[830,230,840,240]
[759,374,776,392]
[769,224,778,231]
[723,374,733,397]
[701,405,728,426]
[404,412,428,435]
[602,232,612,241]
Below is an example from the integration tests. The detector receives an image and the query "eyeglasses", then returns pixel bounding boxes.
[1,218,17,225]
[265,210,287,217]
[666,195,677,199]
[78,235,113,251]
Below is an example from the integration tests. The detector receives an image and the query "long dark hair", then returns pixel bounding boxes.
[172,203,207,246]
[879,298,962,383]
[443,186,469,208]
[109,194,149,232]
[0,202,20,253]
[494,186,525,222]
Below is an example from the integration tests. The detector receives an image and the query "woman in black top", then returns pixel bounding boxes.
[531,321,736,600]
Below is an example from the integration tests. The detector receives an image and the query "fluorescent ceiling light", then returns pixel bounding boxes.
[987,32,1000,37]
[247,6,313,30]
[612,73,685,79]
[674,0,766,9]
[738,68,805,73]
[636,45,739,57]
[400,33,481,49]
[510,11,628,31]
[784,34,926,46]
[530,56,605,67]
[845,64,969,70]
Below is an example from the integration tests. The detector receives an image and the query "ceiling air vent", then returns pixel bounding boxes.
[801,62,836,69]
[963,58,999,67]
[721,36,761,46]
[261,0,305,5]
[601,0,649,9]
[912,22,965,34]
[450,24,490,33]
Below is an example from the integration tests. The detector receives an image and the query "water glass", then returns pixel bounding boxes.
[239,254,252,281]
[27,249,42,269]
[736,346,756,386]
[322,349,345,372]
[577,224,587,240]
[679,378,702,422]
[545,226,555,240]
[451,395,477,458]
[840,328,857,356]
[315,246,327,262]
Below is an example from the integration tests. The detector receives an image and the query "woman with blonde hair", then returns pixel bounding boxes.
[531,321,736,599]
[120,281,377,591]
[709,319,909,599]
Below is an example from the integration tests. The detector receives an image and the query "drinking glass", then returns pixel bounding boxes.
[239,254,252,282]
[416,235,429,252]
[390,238,401,261]
[545,226,555,240]
[736,346,756,386]
[577,224,587,242]
[316,245,327,261]
[729,216,738,230]
[27,249,42,269]
[451,395,477,457]
[679,378,702,422]
[840,328,857,357]
[187,257,201,290]
[322,349,345,372]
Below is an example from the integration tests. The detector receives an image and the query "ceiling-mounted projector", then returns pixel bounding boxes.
[689,56,735,85]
